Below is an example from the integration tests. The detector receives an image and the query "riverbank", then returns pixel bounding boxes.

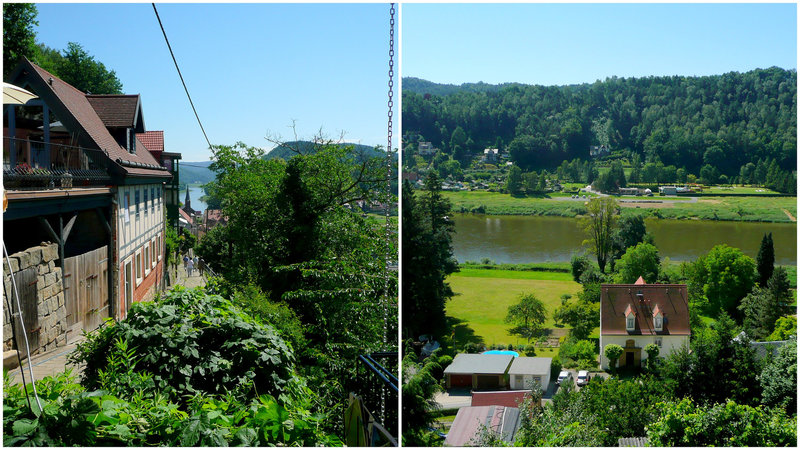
[443,191,797,223]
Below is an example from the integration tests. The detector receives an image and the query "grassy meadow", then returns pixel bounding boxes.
[442,190,797,223]
[446,268,583,348]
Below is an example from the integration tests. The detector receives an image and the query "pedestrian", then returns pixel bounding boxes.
[183,255,189,271]
[197,258,205,276]
[187,257,194,277]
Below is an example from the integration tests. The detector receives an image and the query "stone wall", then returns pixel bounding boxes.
[3,242,66,359]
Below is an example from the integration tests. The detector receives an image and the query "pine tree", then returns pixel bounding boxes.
[756,232,774,287]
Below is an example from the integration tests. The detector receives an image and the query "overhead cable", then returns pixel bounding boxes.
[151,3,213,151]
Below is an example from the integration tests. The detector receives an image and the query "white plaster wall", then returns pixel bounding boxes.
[509,372,550,390]
[599,334,689,369]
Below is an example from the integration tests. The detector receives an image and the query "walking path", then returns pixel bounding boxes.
[782,209,796,222]
[6,258,207,386]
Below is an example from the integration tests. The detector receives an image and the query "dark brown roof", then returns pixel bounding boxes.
[86,94,141,128]
[20,59,168,178]
[600,282,690,336]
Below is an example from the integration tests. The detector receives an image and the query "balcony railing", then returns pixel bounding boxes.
[347,351,398,446]
[3,137,111,189]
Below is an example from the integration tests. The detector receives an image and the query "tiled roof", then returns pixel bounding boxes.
[472,390,530,408]
[507,357,551,375]
[444,353,514,375]
[178,207,193,222]
[136,131,164,152]
[444,406,520,447]
[601,283,690,336]
[86,94,140,128]
[21,59,168,178]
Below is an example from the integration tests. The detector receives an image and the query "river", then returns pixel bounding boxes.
[179,185,208,213]
[452,214,797,266]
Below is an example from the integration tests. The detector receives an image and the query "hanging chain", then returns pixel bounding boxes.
[380,1,395,428]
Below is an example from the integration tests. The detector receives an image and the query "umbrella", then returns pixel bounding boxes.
[3,82,37,105]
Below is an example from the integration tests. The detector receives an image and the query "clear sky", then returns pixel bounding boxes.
[403,3,797,86]
[34,3,397,162]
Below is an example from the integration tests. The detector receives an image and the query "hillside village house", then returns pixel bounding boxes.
[599,277,691,369]
[4,58,173,333]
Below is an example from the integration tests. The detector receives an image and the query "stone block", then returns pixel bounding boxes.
[49,261,56,272]
[42,245,58,263]
[37,275,47,290]
[29,247,43,266]
[16,252,30,271]
[56,334,66,347]
[41,284,58,300]
[3,323,11,341]
[38,263,50,275]
[57,306,66,322]
[57,292,64,307]
[5,257,19,273]
[44,272,56,287]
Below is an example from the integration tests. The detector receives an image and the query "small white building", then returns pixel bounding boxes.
[507,357,551,390]
[483,148,499,163]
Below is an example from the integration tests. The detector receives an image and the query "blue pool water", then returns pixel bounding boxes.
[483,350,520,357]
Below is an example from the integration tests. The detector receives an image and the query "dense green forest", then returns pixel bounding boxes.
[403,69,796,179]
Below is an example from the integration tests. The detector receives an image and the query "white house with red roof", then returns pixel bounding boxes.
[599,277,691,369]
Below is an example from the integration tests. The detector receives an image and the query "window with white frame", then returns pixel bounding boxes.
[626,314,635,331]
[151,187,156,214]
[655,337,662,348]
[151,241,156,267]
[144,188,149,217]
[654,313,663,332]
[144,246,150,275]
[157,234,162,260]
[135,251,142,284]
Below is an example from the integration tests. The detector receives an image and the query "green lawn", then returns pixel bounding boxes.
[446,270,582,348]
[442,190,797,223]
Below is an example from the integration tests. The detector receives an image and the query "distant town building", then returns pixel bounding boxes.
[659,186,678,196]
[483,148,500,163]
[589,145,610,158]
[418,141,436,156]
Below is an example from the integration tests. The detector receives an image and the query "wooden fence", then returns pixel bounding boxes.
[63,246,109,332]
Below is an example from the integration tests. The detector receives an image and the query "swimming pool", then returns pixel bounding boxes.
[482,350,520,358]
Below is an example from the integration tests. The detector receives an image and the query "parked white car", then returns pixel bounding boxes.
[576,370,591,386]
[556,370,573,386]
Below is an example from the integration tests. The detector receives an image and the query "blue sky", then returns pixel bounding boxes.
[403,3,797,86]
[34,3,397,162]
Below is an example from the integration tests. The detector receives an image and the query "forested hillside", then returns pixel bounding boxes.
[403,68,796,179]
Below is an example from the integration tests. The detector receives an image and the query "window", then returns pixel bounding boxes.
[123,193,130,223]
[655,337,662,348]
[151,241,156,267]
[515,375,523,386]
[144,246,150,274]
[135,189,140,220]
[654,315,663,331]
[135,251,142,284]
[626,315,635,331]
[157,234,162,260]
[144,189,149,217]
[151,188,156,214]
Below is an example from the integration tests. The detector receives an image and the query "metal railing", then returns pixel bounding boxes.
[3,137,110,189]
[354,351,399,443]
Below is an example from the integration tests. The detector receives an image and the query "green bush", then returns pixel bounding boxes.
[71,287,295,404]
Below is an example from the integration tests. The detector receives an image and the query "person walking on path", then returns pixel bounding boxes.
[197,258,205,277]
[183,255,189,272]
[187,257,194,277]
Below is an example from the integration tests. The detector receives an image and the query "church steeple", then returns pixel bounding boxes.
[184,188,192,211]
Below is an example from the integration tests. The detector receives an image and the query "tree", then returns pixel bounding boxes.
[402,175,457,340]
[505,293,547,343]
[760,339,797,414]
[611,214,649,262]
[570,253,592,282]
[768,316,797,341]
[402,347,444,446]
[581,197,619,273]
[739,287,780,341]
[756,232,775,287]
[660,313,762,406]
[644,343,660,369]
[615,242,660,284]
[646,398,796,447]
[56,42,123,94]
[553,298,598,340]
[558,338,597,367]
[603,344,623,372]
[506,165,523,195]
[686,244,756,319]
[3,3,38,77]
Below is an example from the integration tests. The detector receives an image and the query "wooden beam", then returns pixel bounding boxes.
[38,217,60,244]
[95,207,111,235]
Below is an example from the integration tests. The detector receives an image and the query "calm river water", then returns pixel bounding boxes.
[452,214,797,266]
[179,185,208,213]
